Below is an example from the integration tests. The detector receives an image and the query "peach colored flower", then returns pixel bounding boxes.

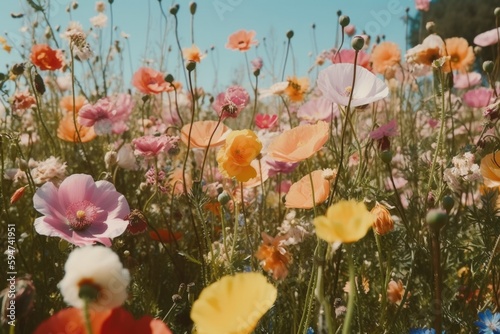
[371,202,394,235]
[285,76,309,102]
[255,232,292,280]
[59,95,87,113]
[183,44,205,63]
[285,170,330,209]
[132,67,171,94]
[480,152,500,187]
[217,130,262,182]
[57,112,96,143]
[181,120,231,148]
[406,34,444,67]
[30,44,64,71]
[445,37,475,73]
[371,42,401,78]
[268,121,329,163]
[226,29,258,52]
[387,280,408,305]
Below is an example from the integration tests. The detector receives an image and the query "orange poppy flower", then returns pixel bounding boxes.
[216,129,262,182]
[387,280,409,306]
[57,112,96,143]
[225,29,258,52]
[371,42,401,78]
[149,228,182,243]
[268,121,329,163]
[34,307,172,334]
[285,76,309,102]
[285,170,330,209]
[180,120,231,148]
[60,95,87,113]
[30,44,64,71]
[480,152,500,187]
[445,37,475,72]
[131,67,171,95]
[182,44,205,63]
[255,232,292,280]
[204,201,221,216]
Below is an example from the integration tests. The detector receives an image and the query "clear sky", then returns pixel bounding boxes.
[1,0,419,93]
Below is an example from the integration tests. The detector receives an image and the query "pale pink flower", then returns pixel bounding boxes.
[33,174,130,246]
[415,0,431,11]
[330,49,371,71]
[79,93,134,135]
[10,91,36,114]
[212,85,250,119]
[474,28,500,47]
[297,97,339,124]
[453,72,482,89]
[31,156,67,186]
[267,160,299,177]
[344,24,356,37]
[318,63,388,107]
[463,87,493,108]
[132,135,180,158]
[251,57,263,72]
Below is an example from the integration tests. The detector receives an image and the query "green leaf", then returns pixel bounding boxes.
[177,251,202,265]
[26,0,44,12]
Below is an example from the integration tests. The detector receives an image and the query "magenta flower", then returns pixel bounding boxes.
[370,119,398,151]
[33,174,130,246]
[267,160,299,177]
[78,93,134,135]
[474,28,500,47]
[415,0,430,11]
[255,113,278,129]
[132,135,180,158]
[212,85,250,119]
[463,87,493,108]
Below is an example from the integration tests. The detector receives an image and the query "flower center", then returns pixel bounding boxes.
[66,200,98,231]
[344,86,352,97]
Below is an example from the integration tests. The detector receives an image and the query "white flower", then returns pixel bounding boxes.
[117,143,138,170]
[317,63,389,107]
[31,156,67,186]
[58,246,130,311]
[90,13,107,28]
[259,81,289,99]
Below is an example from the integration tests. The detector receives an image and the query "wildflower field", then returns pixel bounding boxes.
[1,0,500,333]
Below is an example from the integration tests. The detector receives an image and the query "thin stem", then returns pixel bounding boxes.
[83,300,94,334]
[281,37,292,81]
[342,244,356,334]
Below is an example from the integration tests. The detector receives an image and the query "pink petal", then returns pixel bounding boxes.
[58,174,96,210]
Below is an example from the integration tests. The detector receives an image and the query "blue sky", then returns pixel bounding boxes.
[1,0,419,93]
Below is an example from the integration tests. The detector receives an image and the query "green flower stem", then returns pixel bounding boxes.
[219,206,234,275]
[374,232,387,328]
[240,182,257,270]
[342,244,356,334]
[83,299,94,334]
[298,240,321,333]
[316,264,334,334]
[198,115,222,182]
[430,227,443,334]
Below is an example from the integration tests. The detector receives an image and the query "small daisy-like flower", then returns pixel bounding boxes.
[58,246,130,311]
[66,30,93,61]
[475,309,500,334]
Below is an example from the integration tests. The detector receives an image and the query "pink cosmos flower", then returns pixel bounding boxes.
[453,72,482,89]
[255,114,278,129]
[474,28,500,47]
[330,49,372,71]
[318,63,388,107]
[415,0,431,11]
[33,174,130,246]
[78,94,134,135]
[132,135,180,158]
[463,87,493,108]
[212,85,250,119]
[297,97,339,124]
[370,119,398,151]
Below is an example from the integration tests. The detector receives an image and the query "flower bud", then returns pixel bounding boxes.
[425,21,435,33]
[34,73,45,95]
[495,7,500,17]
[442,195,454,213]
[10,186,27,205]
[104,150,118,169]
[186,61,196,72]
[165,74,174,84]
[371,202,394,235]
[426,209,448,230]
[474,46,482,56]
[286,30,294,39]
[380,150,393,164]
[253,68,260,77]
[18,158,29,171]
[339,15,350,27]
[337,10,342,16]
[483,60,494,73]
[11,63,25,76]
[218,191,231,205]
[351,36,365,51]
[190,2,197,15]
[170,4,179,15]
